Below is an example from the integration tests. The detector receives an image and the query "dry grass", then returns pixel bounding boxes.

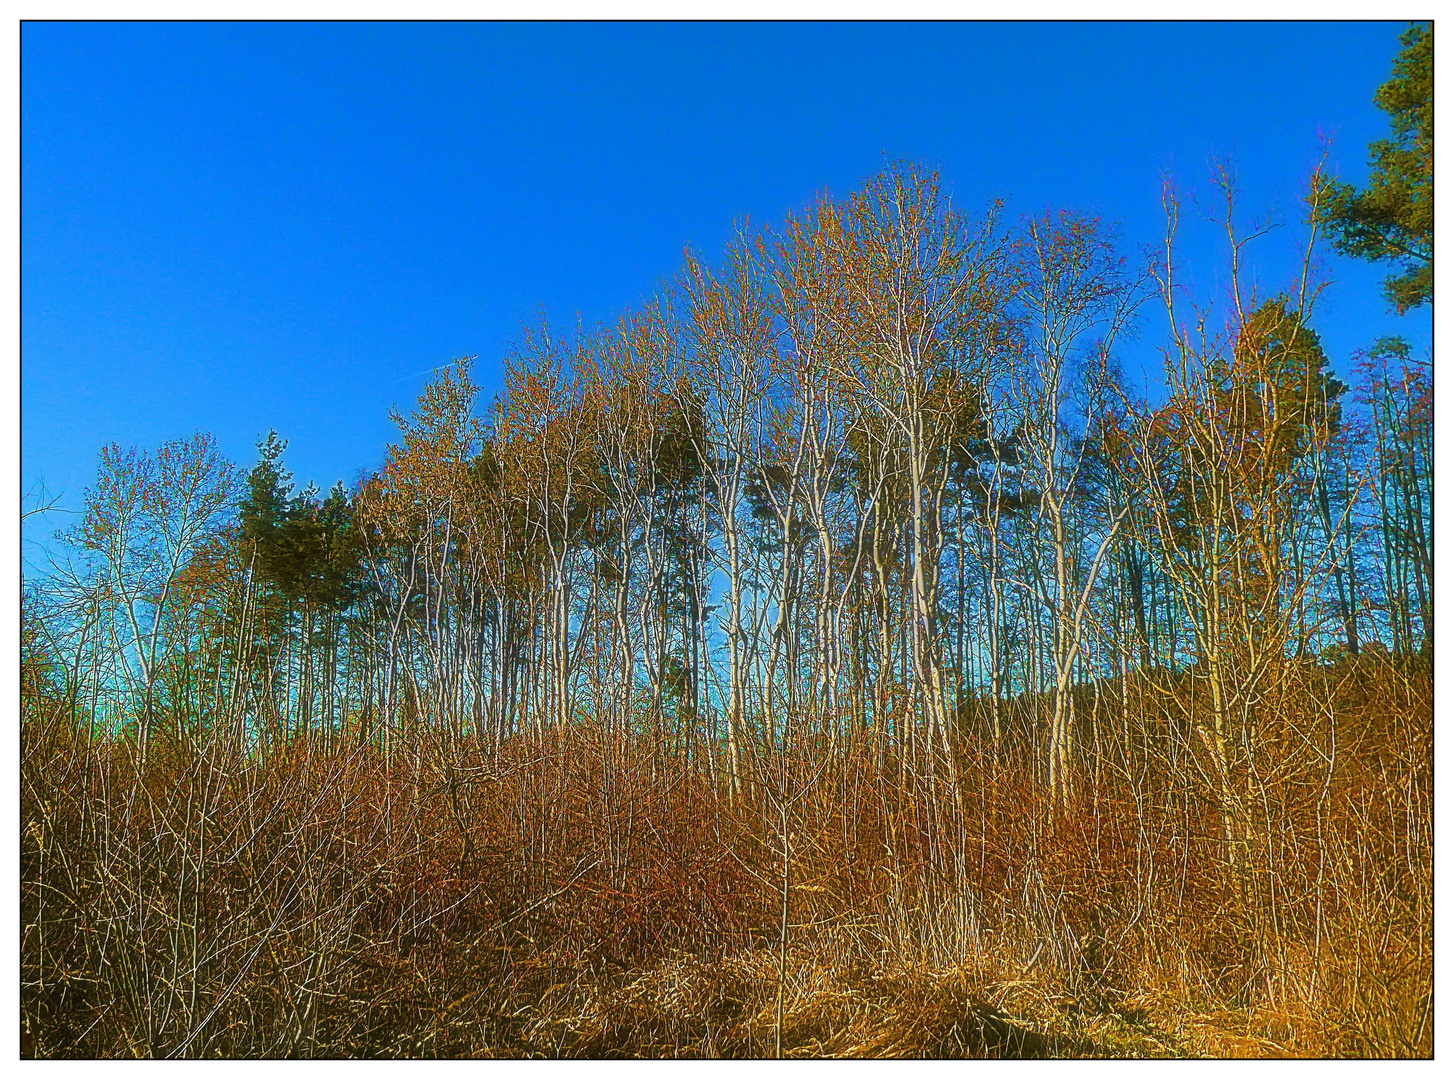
[21,657,1432,1058]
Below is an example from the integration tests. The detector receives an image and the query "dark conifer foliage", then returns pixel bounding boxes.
[1326,22,1433,312]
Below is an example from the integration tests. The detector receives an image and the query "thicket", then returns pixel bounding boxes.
[22,55,1434,1056]
[19,652,1433,1057]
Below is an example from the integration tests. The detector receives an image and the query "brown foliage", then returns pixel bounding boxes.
[21,654,1430,1058]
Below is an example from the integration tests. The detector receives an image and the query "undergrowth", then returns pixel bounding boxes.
[21,659,1432,1058]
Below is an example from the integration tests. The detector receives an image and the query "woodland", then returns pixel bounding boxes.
[20,25,1432,1058]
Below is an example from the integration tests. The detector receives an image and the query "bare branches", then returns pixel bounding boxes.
[20,156,1431,1059]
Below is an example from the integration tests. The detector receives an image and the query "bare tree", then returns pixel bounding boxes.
[65,435,239,764]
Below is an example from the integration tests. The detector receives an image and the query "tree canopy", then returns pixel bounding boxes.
[1326,22,1433,313]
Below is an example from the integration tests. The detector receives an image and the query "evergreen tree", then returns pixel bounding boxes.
[1326,22,1433,313]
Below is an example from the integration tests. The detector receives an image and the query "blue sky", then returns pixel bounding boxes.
[22,21,1430,550]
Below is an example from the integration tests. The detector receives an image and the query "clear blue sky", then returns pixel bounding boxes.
[22,21,1430,550]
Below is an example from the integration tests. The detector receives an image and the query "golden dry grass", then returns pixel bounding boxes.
[20,658,1432,1058]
